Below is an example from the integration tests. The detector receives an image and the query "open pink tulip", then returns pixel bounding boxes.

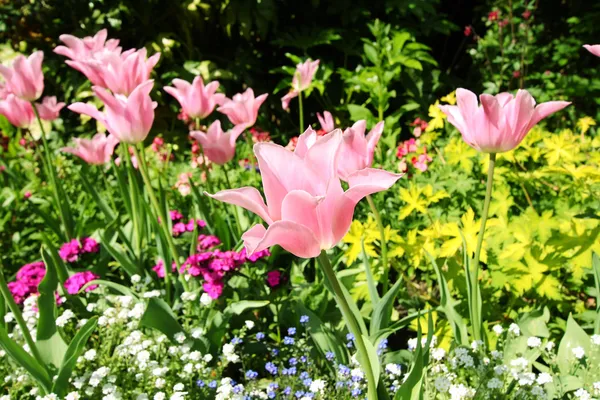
[164,76,225,120]
[190,120,245,165]
[439,88,570,153]
[0,94,35,128]
[208,128,402,258]
[336,120,384,180]
[62,133,119,165]
[281,59,320,110]
[69,80,156,144]
[0,51,44,101]
[35,96,65,121]
[217,88,268,128]
[584,44,600,58]
[54,29,121,61]
[317,111,335,132]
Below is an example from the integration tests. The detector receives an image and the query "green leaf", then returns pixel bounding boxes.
[363,43,378,64]
[370,278,402,337]
[347,104,375,123]
[37,249,68,368]
[360,334,381,386]
[593,252,600,334]
[80,279,137,298]
[361,240,380,310]
[394,313,427,400]
[0,324,52,393]
[78,164,115,221]
[226,300,270,315]
[140,298,185,343]
[371,310,431,344]
[557,314,591,374]
[40,235,70,284]
[518,308,550,338]
[52,317,98,396]
[100,230,140,277]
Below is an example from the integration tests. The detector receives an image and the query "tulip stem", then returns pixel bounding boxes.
[471,152,496,341]
[133,145,183,301]
[366,194,389,293]
[298,91,304,135]
[317,251,378,400]
[124,147,143,259]
[31,103,73,240]
[222,163,243,237]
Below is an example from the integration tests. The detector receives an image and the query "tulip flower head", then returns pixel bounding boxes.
[217,88,268,128]
[0,51,44,101]
[35,96,65,121]
[69,80,156,144]
[439,88,570,153]
[336,120,384,180]
[583,44,600,58]
[54,29,121,61]
[208,127,402,258]
[281,59,320,110]
[190,120,246,165]
[0,94,35,128]
[62,133,119,165]
[164,76,225,120]
[317,111,335,132]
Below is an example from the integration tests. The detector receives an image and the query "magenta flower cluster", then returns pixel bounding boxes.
[58,237,100,263]
[64,271,100,295]
[7,261,46,304]
[170,209,207,237]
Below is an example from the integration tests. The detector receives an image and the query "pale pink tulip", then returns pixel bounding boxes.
[0,82,9,100]
[217,88,268,128]
[54,29,120,60]
[0,51,44,101]
[62,133,119,165]
[583,44,600,58]
[35,96,65,121]
[281,59,319,110]
[336,120,384,180]
[190,120,245,165]
[164,76,225,120]
[317,111,335,132]
[439,88,570,153]
[0,94,34,128]
[69,80,156,144]
[208,128,402,258]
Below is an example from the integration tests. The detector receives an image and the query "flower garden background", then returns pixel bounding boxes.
[0,1,599,399]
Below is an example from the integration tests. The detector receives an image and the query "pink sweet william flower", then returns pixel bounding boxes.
[81,237,100,253]
[208,127,402,258]
[59,239,82,262]
[61,133,119,165]
[266,270,282,288]
[317,111,335,132]
[217,88,268,128]
[35,96,65,121]
[164,76,225,120]
[0,94,34,128]
[439,88,570,153]
[336,120,384,181]
[203,281,224,299]
[69,80,156,144]
[8,281,30,304]
[583,45,600,58]
[281,59,320,110]
[54,29,121,61]
[190,120,246,165]
[0,51,44,101]
[412,152,432,172]
[64,271,100,295]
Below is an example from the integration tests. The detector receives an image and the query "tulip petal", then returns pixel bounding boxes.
[242,221,321,258]
[303,129,342,184]
[68,102,105,124]
[206,187,273,225]
[281,190,323,243]
[527,101,571,132]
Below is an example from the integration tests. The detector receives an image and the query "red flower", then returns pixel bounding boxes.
[488,11,499,21]
[464,25,472,37]
[513,70,521,78]
[498,19,509,28]
[522,10,531,19]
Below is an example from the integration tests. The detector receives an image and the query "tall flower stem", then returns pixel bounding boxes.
[31,103,73,240]
[366,194,389,293]
[222,163,243,237]
[317,251,378,400]
[298,91,304,135]
[471,152,496,341]
[124,147,143,257]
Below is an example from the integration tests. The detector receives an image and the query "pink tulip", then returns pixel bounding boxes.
[164,76,225,120]
[336,120,384,181]
[217,88,268,128]
[35,96,65,121]
[439,88,570,153]
[317,111,335,132]
[583,44,600,58]
[0,82,9,100]
[0,51,44,101]
[281,59,319,110]
[208,128,402,258]
[69,80,156,144]
[190,120,245,165]
[61,133,119,165]
[0,94,34,128]
[54,29,121,61]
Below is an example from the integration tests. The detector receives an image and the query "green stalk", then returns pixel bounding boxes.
[298,91,304,135]
[471,152,496,341]
[31,103,73,240]
[366,194,389,293]
[99,166,117,213]
[222,163,243,237]
[317,251,378,400]
[124,147,143,257]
